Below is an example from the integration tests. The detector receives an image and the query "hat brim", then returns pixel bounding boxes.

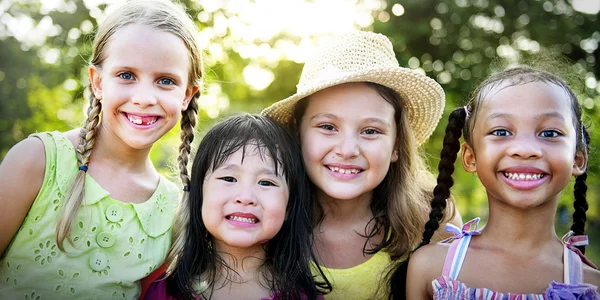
[262,67,445,145]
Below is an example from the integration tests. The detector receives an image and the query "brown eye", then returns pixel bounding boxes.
[218,176,236,182]
[319,124,335,131]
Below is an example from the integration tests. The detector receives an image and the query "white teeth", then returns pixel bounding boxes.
[127,115,157,125]
[128,115,142,124]
[329,166,360,174]
[504,172,544,181]
[228,216,257,223]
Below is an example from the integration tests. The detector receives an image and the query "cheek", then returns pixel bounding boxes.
[265,192,289,225]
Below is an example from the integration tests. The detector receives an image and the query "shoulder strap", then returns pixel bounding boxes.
[442,234,472,279]
[564,244,584,284]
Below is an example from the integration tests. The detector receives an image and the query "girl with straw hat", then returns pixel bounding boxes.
[262,31,462,299]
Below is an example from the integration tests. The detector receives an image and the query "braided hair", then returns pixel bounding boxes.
[389,66,590,298]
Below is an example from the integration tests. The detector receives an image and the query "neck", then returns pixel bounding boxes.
[91,125,153,172]
[317,190,373,224]
[482,197,560,249]
[214,242,267,284]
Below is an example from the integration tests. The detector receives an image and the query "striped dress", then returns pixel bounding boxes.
[432,219,599,300]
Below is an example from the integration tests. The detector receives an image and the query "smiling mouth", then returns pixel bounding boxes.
[327,166,362,174]
[226,216,259,223]
[503,172,545,181]
[126,114,158,125]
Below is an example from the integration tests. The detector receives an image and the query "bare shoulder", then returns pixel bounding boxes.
[1,136,46,175]
[64,128,82,149]
[583,264,600,286]
[410,242,448,274]
[406,242,449,299]
[0,136,46,253]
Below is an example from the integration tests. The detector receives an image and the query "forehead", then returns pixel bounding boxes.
[217,142,277,167]
[478,81,572,121]
[104,24,190,73]
[305,83,396,118]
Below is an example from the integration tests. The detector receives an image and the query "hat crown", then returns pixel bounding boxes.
[297,31,399,92]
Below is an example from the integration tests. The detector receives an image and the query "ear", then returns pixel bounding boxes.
[89,65,103,100]
[572,149,588,176]
[391,148,399,163]
[182,85,200,111]
[461,143,477,173]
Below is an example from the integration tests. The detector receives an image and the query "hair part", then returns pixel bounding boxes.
[167,114,329,299]
[57,0,203,251]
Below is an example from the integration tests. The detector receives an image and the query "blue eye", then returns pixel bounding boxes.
[491,129,511,136]
[258,180,276,186]
[540,130,560,138]
[118,72,133,80]
[158,78,175,85]
[218,176,236,183]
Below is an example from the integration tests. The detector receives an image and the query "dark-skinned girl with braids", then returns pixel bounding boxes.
[395,66,600,299]
[0,0,202,298]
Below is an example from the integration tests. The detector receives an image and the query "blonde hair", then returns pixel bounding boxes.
[57,0,203,251]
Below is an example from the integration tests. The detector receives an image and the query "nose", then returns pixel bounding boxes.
[335,132,360,159]
[506,135,543,159]
[234,184,257,206]
[131,83,158,107]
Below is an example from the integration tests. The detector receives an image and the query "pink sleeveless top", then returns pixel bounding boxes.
[432,218,599,300]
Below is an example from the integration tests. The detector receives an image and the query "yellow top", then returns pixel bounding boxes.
[312,251,392,300]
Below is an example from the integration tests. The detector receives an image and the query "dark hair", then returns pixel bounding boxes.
[166,114,328,299]
[389,66,590,299]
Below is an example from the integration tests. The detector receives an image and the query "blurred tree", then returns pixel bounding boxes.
[371,0,600,220]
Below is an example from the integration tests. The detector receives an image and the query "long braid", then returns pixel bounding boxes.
[388,107,467,300]
[167,95,199,265]
[420,107,467,247]
[571,127,590,254]
[56,88,102,252]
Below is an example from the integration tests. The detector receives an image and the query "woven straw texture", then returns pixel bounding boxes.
[262,31,445,145]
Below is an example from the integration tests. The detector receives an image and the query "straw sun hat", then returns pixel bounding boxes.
[262,31,445,145]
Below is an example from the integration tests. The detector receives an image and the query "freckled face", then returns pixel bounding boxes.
[299,83,398,202]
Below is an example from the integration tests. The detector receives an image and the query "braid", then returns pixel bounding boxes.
[56,88,102,252]
[388,107,467,300]
[168,96,199,265]
[571,127,590,254]
[177,96,198,189]
[420,107,467,247]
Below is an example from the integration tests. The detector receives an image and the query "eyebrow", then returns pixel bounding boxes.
[486,112,566,123]
[310,113,338,122]
[310,113,391,128]
[218,164,278,177]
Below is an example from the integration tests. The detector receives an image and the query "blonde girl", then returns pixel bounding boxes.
[0,0,202,298]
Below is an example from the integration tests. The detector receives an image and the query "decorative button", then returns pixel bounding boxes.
[89,253,108,272]
[96,231,116,248]
[105,204,123,222]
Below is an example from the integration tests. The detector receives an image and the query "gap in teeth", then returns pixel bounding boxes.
[503,172,544,181]
[128,115,157,125]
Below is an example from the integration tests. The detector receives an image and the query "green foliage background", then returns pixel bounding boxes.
[1,0,599,260]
